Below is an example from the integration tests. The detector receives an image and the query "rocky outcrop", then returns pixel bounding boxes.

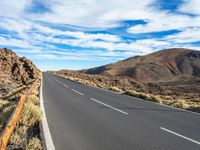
[0,48,40,85]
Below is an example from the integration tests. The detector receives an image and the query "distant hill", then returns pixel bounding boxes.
[0,48,40,85]
[82,48,200,82]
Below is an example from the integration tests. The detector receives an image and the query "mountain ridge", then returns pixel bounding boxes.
[81,48,200,82]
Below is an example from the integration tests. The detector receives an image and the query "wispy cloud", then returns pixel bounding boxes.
[0,0,199,70]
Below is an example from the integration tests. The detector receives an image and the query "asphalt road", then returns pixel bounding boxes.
[41,72,200,150]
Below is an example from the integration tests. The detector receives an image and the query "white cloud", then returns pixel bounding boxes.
[24,23,121,42]
[28,0,154,27]
[128,13,200,33]
[0,36,31,48]
[179,0,200,15]
[0,0,200,64]
[0,0,30,17]
[164,27,200,43]
[62,31,121,42]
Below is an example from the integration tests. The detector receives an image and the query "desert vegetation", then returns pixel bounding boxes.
[0,79,43,149]
[124,90,163,104]
[8,79,42,149]
[50,70,200,113]
[0,84,27,133]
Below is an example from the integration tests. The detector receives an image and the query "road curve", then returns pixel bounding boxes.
[41,72,200,150]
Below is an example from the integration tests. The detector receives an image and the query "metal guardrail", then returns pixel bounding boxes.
[0,79,39,150]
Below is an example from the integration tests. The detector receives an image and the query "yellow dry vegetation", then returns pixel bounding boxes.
[25,137,42,150]
[9,79,43,149]
[124,90,163,104]
[108,86,123,92]
[19,99,42,127]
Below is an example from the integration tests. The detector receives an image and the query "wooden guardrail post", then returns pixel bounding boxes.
[0,79,39,150]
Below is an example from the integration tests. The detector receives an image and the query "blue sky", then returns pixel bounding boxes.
[0,0,200,71]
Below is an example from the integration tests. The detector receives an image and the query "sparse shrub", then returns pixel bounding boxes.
[27,95,40,105]
[171,100,188,109]
[124,90,135,96]
[148,96,163,104]
[32,81,40,95]
[108,86,122,92]
[20,101,42,127]
[0,99,9,105]
[124,90,142,98]
[25,137,42,150]
[10,125,27,145]
[124,90,163,104]
[187,106,200,113]
[0,99,9,110]
[0,104,3,111]
[137,93,150,100]
[0,104,16,127]
[9,132,21,146]
[32,89,39,96]
[191,99,200,102]
[85,80,91,85]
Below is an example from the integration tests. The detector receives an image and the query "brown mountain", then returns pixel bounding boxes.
[82,48,200,82]
[0,48,40,85]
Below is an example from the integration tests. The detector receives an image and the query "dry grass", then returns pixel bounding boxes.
[125,90,200,110]
[10,125,27,145]
[171,100,189,109]
[0,104,16,127]
[124,90,163,104]
[31,80,41,96]
[0,99,9,110]
[108,86,123,92]
[9,92,42,149]
[25,137,42,150]
[124,90,199,110]
[1,78,43,149]
[0,99,9,105]
[27,95,40,105]
[68,76,98,87]
[187,106,200,112]
[19,101,42,127]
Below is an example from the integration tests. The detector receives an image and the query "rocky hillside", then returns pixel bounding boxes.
[82,48,200,82]
[0,48,40,85]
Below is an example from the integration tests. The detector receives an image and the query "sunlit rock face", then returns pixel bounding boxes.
[0,48,40,85]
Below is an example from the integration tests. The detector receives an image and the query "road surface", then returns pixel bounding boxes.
[41,72,200,150]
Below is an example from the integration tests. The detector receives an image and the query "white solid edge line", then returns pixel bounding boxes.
[71,89,84,95]
[160,127,200,145]
[40,74,56,150]
[90,98,128,115]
